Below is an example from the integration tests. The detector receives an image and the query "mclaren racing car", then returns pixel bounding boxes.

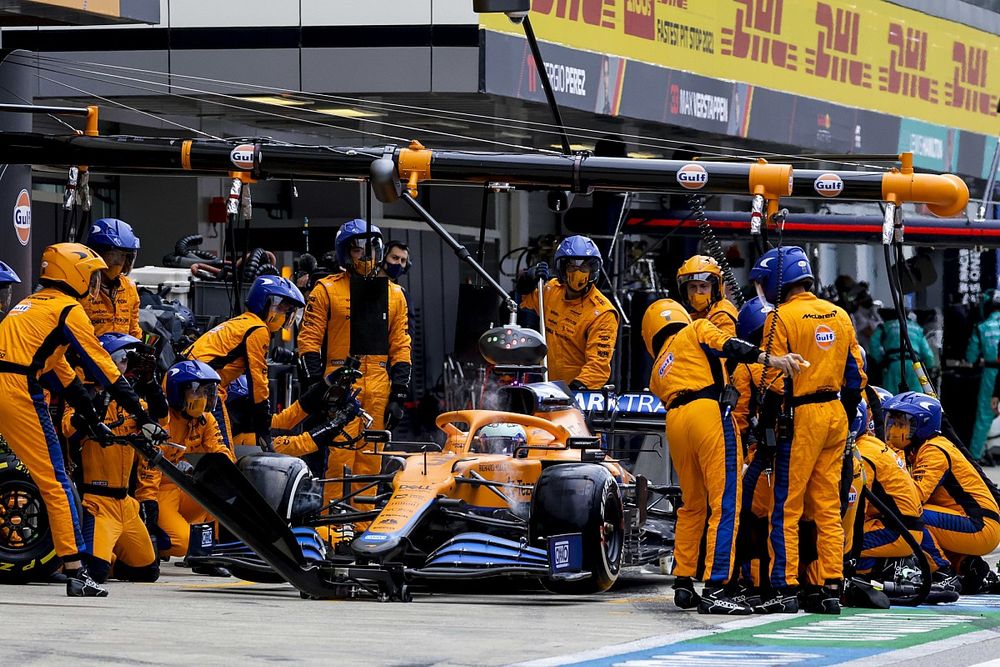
[185,380,676,600]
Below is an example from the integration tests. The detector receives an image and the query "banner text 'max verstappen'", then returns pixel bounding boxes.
[480,0,999,136]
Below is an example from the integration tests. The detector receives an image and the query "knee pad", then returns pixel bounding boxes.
[84,556,111,584]
[111,559,160,583]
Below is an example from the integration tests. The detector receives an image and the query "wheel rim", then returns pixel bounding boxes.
[601,498,624,571]
[0,481,49,554]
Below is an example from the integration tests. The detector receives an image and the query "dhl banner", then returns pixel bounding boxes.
[480,0,999,138]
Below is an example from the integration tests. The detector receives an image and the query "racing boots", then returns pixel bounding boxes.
[698,586,753,615]
[754,587,800,614]
[672,576,701,610]
[65,564,108,597]
[959,556,991,595]
[801,584,841,615]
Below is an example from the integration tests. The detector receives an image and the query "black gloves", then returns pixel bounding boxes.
[108,376,155,428]
[384,384,408,430]
[568,380,587,391]
[514,262,550,296]
[301,352,325,384]
[252,400,273,441]
[309,413,352,448]
[139,500,159,533]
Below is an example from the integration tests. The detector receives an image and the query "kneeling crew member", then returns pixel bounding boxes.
[0,243,165,597]
[521,235,618,390]
[749,245,867,615]
[642,298,803,615]
[677,254,738,336]
[884,391,1000,591]
[63,333,165,584]
[850,399,930,574]
[156,361,235,559]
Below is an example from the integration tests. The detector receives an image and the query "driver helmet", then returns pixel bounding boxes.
[473,423,528,456]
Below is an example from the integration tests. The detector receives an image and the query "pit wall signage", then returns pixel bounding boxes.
[480,0,999,136]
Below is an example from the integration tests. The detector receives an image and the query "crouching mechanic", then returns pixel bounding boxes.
[849,399,931,576]
[884,392,1000,593]
[677,254,738,336]
[0,243,166,597]
[642,298,803,614]
[520,235,618,389]
[82,218,142,338]
[184,275,305,450]
[749,246,867,614]
[62,333,166,584]
[156,361,235,560]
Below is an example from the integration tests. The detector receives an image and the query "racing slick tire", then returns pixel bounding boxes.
[530,463,625,594]
[0,451,60,584]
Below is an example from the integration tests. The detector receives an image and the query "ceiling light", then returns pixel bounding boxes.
[628,152,660,159]
[549,143,594,151]
[314,108,385,119]
[242,95,312,107]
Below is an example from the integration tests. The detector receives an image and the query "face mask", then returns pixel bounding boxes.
[184,396,207,418]
[565,267,591,292]
[886,423,911,450]
[689,291,713,312]
[383,262,405,280]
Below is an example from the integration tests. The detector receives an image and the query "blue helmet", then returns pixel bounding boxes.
[246,275,305,315]
[87,218,140,251]
[871,385,893,408]
[99,332,143,356]
[554,235,602,290]
[226,375,249,401]
[748,246,814,305]
[850,398,869,439]
[882,391,942,442]
[737,296,771,341]
[335,219,384,274]
[165,360,221,411]
[0,261,21,286]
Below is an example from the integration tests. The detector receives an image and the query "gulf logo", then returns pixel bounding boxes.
[676,163,708,190]
[815,324,836,350]
[813,172,844,198]
[230,143,255,170]
[657,352,674,377]
[13,189,30,246]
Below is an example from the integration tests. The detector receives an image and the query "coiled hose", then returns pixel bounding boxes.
[689,194,745,308]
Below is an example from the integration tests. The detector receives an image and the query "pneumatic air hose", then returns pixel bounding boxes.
[688,194,745,308]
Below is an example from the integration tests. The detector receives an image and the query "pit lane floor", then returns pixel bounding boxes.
[6,563,1000,667]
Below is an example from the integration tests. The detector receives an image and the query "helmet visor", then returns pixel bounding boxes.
[86,271,102,300]
[677,271,718,285]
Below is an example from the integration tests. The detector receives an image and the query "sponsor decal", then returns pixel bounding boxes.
[230,143,255,170]
[13,189,30,246]
[360,533,389,542]
[554,540,570,568]
[815,324,836,350]
[658,352,674,376]
[10,303,30,314]
[813,173,844,197]
[670,84,729,122]
[676,163,708,189]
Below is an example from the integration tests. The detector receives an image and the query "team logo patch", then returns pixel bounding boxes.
[13,189,30,246]
[9,303,29,314]
[815,324,836,350]
[657,352,674,377]
[848,484,858,505]
[230,143,255,170]
[813,172,844,198]
[676,163,708,190]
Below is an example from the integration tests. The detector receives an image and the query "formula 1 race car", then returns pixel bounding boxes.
[185,380,676,600]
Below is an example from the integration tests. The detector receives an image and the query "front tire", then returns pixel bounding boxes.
[0,453,59,584]
[529,463,624,594]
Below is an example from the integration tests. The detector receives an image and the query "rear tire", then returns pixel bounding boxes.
[529,463,624,594]
[0,453,60,584]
